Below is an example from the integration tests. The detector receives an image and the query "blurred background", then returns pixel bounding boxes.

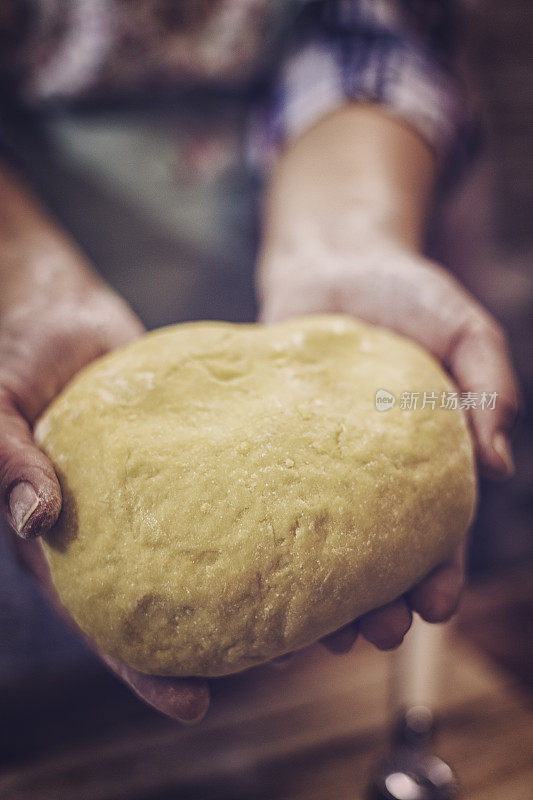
[0,1,531,798]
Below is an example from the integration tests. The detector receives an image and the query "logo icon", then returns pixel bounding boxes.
[375,389,396,412]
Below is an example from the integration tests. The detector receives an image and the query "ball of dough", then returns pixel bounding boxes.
[36,315,476,677]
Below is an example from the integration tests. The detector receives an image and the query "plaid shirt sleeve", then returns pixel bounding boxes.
[249,0,473,175]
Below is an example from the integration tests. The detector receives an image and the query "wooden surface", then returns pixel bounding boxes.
[1,592,532,800]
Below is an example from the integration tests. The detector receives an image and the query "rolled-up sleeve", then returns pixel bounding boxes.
[249,0,474,174]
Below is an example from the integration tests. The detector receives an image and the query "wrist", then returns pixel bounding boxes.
[0,233,106,317]
[261,183,426,264]
[0,163,105,314]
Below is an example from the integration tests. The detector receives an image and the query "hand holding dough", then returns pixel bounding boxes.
[36,315,476,677]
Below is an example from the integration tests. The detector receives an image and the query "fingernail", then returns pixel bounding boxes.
[9,481,39,536]
[492,432,515,477]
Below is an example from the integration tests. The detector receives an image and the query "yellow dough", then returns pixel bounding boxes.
[36,315,476,677]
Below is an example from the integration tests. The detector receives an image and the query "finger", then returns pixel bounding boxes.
[320,622,359,654]
[359,599,412,650]
[0,394,61,538]
[446,315,520,480]
[100,654,210,723]
[408,544,465,623]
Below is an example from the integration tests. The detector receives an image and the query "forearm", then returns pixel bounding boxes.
[0,162,102,314]
[259,104,436,260]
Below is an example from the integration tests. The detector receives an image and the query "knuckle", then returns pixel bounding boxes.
[386,615,410,643]
[424,589,460,623]
[498,396,519,433]
[465,313,506,348]
[375,627,404,650]
[478,316,508,348]
[486,321,508,349]
[0,458,22,497]
[362,607,408,649]
[0,386,20,429]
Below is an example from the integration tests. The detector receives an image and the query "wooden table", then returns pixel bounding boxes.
[1,600,532,800]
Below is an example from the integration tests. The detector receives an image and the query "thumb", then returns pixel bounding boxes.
[0,393,61,538]
[446,315,520,480]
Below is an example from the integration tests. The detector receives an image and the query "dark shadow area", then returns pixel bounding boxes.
[44,470,79,553]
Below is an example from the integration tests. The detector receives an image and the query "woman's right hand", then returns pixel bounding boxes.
[1,252,209,722]
[0,275,145,538]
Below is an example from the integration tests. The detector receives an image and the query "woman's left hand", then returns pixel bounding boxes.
[258,238,519,653]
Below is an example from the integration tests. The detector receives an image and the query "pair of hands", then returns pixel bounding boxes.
[1,240,518,722]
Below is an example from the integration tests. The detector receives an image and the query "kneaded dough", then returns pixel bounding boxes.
[36,315,476,677]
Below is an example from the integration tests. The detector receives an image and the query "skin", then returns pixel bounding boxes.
[258,105,519,654]
[0,105,519,722]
